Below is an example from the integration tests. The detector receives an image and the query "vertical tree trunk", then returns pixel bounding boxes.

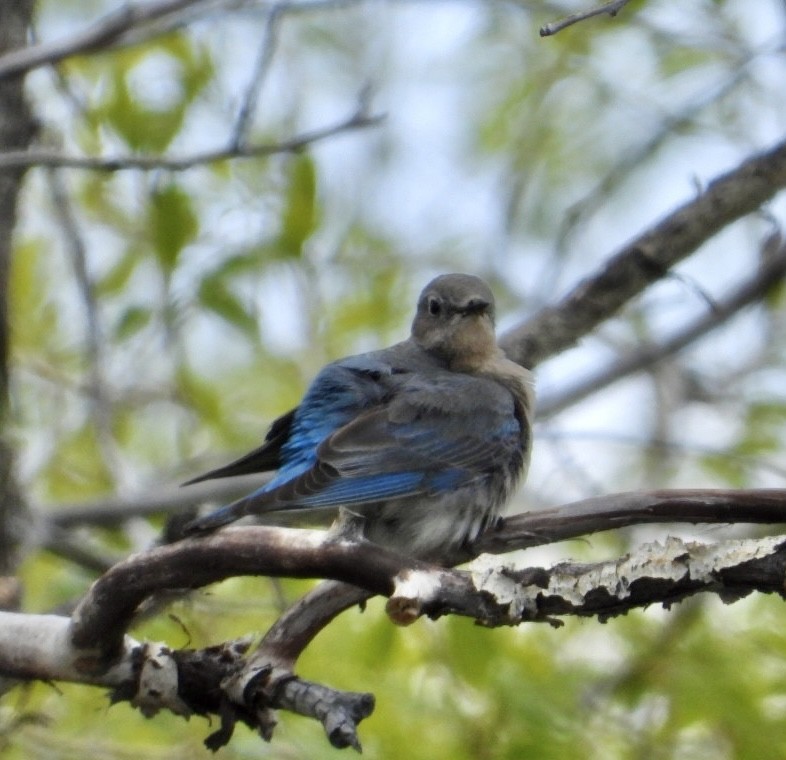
[0,0,36,589]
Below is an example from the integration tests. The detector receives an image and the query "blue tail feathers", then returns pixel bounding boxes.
[182,501,248,536]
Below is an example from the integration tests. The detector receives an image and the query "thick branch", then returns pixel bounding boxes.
[0,611,137,685]
[474,488,786,555]
[69,488,786,662]
[390,535,786,626]
[69,527,414,662]
[0,615,373,750]
[4,530,786,751]
[499,136,786,368]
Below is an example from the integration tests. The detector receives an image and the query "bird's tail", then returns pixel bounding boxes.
[181,498,251,537]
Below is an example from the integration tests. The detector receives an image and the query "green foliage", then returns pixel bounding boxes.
[113,305,152,341]
[78,33,213,153]
[6,0,786,758]
[174,365,223,428]
[9,238,60,354]
[40,423,115,501]
[277,153,320,259]
[149,183,199,277]
[197,274,258,338]
[701,400,786,486]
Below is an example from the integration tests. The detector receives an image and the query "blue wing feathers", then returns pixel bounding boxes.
[184,347,525,535]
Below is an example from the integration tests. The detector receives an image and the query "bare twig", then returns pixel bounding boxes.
[536,241,786,418]
[554,65,752,256]
[40,525,120,576]
[0,0,375,83]
[229,5,283,150]
[45,474,273,529]
[0,110,385,172]
[0,0,209,80]
[499,135,786,368]
[540,0,633,37]
[46,169,125,478]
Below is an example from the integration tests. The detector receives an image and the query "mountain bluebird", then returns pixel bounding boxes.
[183,273,534,561]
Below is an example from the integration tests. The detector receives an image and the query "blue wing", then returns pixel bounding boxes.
[263,372,523,510]
[183,358,525,535]
[183,354,402,487]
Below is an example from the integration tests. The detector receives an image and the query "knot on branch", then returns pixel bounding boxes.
[222,655,375,751]
[131,642,191,718]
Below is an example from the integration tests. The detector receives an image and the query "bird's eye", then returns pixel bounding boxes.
[428,297,441,316]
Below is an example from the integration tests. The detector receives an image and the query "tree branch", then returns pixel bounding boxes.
[4,521,786,750]
[0,0,209,80]
[392,534,786,627]
[66,488,786,662]
[69,526,409,662]
[0,110,385,173]
[474,488,786,555]
[540,0,633,37]
[499,135,786,368]
[536,238,786,418]
[0,0,35,577]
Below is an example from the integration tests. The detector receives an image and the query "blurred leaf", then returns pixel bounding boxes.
[42,424,114,501]
[78,174,134,231]
[105,69,179,153]
[175,365,223,425]
[658,45,715,79]
[85,34,211,153]
[700,452,748,488]
[114,305,152,340]
[197,275,258,339]
[277,153,319,258]
[330,269,400,333]
[209,250,263,278]
[149,183,198,276]
[96,248,140,296]
[9,237,60,353]
[163,34,214,102]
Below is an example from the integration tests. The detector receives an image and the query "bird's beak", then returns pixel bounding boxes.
[462,298,491,315]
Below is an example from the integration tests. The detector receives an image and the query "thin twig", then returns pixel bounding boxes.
[499,135,786,368]
[0,0,373,82]
[43,475,266,529]
[536,241,786,419]
[0,0,208,80]
[229,5,283,151]
[540,0,633,37]
[46,169,123,481]
[0,110,385,172]
[555,65,752,256]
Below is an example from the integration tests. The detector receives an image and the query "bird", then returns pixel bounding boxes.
[182,273,534,561]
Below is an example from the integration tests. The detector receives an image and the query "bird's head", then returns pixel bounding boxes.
[411,273,498,371]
